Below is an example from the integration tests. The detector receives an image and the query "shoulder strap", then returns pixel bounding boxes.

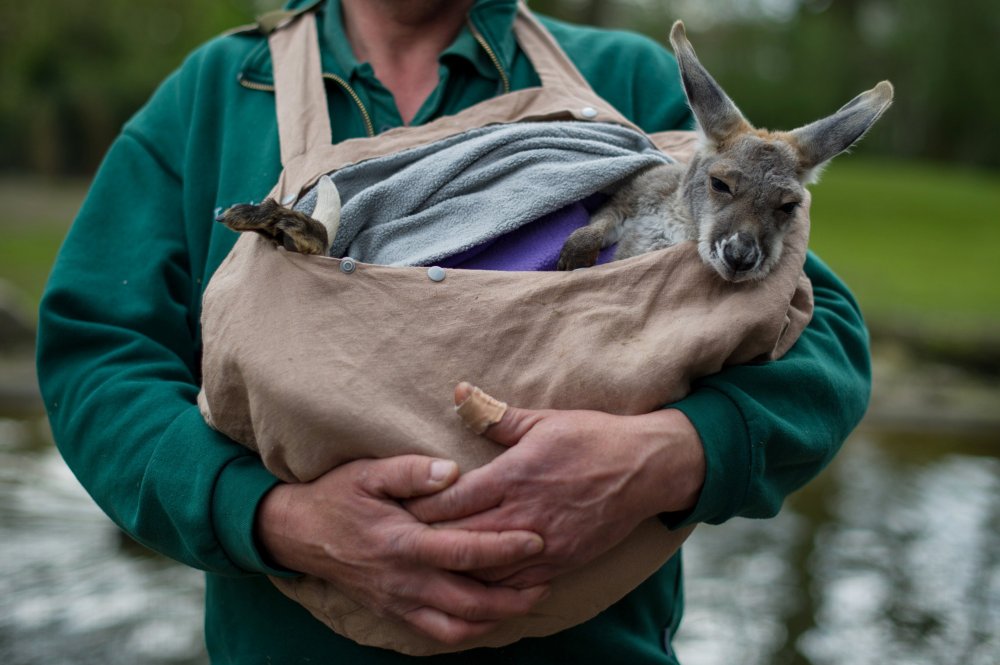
[257,0,324,34]
[511,1,597,95]
[269,12,332,166]
[224,0,325,38]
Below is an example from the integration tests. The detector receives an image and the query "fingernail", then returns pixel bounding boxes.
[430,460,456,482]
[525,536,544,555]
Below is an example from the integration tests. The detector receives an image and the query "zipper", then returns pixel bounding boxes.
[323,73,375,137]
[239,74,375,138]
[467,19,511,95]
[238,77,274,92]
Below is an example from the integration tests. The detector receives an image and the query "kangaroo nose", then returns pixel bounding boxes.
[721,233,761,273]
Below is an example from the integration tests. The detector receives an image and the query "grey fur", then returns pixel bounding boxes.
[558,21,894,282]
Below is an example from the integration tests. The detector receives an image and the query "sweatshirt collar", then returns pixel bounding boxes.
[239,0,519,89]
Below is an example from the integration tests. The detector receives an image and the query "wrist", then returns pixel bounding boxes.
[253,482,301,572]
[629,408,706,517]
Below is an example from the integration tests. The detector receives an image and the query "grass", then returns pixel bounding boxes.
[0,226,72,311]
[0,160,998,339]
[0,177,88,318]
[808,158,1000,339]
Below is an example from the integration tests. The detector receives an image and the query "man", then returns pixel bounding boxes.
[36,0,870,662]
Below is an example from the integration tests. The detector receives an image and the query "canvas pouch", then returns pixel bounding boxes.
[197,4,814,656]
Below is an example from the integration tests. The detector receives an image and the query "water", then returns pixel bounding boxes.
[674,431,1000,665]
[1,416,998,664]
[0,418,206,665]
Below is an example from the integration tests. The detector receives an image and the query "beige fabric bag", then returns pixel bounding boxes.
[198,4,814,656]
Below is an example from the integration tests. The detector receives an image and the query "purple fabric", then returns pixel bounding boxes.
[435,194,616,271]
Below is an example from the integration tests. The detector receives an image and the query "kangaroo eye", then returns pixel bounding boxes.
[779,202,799,214]
[710,177,732,194]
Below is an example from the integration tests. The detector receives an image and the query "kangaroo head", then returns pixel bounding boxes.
[669,21,893,282]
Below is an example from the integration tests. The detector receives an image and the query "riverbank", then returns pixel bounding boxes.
[3,159,1000,328]
[3,312,1000,437]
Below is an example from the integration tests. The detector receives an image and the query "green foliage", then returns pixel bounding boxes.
[3,0,999,174]
[535,0,1000,169]
[0,0,268,174]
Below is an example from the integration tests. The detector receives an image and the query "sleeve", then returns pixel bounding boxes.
[666,252,871,525]
[35,69,291,577]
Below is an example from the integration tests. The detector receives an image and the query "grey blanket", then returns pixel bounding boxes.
[295,121,673,266]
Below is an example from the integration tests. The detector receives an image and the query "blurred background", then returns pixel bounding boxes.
[1,0,998,663]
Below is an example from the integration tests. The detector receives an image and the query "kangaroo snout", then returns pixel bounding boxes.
[717,232,762,277]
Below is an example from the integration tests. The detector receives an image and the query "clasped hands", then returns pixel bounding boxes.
[254,386,704,646]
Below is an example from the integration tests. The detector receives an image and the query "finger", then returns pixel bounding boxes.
[454,382,545,447]
[401,607,499,647]
[415,572,550,622]
[481,404,545,449]
[492,564,562,590]
[409,526,544,571]
[468,561,555,586]
[468,562,522,583]
[406,466,504,523]
[454,382,508,435]
[357,455,459,499]
[430,508,510,533]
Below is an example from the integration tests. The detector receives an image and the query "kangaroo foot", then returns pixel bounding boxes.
[216,199,329,255]
[557,226,603,271]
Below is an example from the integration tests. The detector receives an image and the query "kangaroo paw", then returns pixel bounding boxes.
[216,199,329,255]
[557,227,603,271]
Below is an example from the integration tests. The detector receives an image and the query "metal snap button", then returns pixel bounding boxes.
[581,106,598,119]
[427,266,446,282]
[340,258,357,274]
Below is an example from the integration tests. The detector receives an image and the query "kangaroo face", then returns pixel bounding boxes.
[669,20,892,282]
[685,133,805,282]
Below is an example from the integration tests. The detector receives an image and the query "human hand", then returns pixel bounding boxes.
[254,455,549,645]
[407,384,705,589]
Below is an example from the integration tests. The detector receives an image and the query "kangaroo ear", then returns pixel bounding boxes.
[312,174,342,253]
[791,81,894,182]
[670,21,749,149]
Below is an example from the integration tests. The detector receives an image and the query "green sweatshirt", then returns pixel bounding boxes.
[36,1,870,662]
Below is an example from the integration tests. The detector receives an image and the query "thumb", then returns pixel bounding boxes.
[454,382,544,448]
[485,404,546,447]
[358,455,460,500]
